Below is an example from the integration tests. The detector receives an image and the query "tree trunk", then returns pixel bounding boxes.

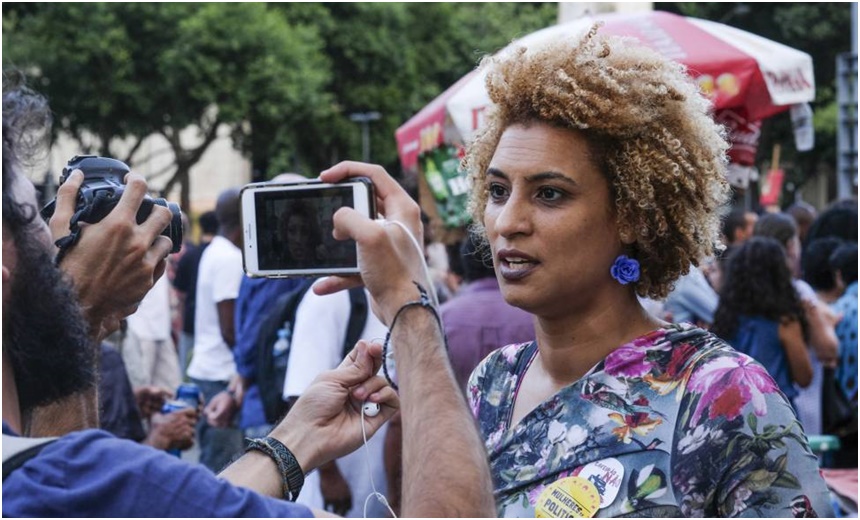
[179,167,191,216]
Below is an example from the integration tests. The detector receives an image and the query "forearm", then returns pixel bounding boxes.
[219,426,318,498]
[384,413,403,515]
[218,452,285,498]
[396,307,495,517]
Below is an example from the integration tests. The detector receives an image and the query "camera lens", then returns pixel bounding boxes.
[152,198,183,253]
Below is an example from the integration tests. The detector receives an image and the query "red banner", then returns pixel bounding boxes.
[759,169,785,206]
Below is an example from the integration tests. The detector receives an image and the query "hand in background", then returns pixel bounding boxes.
[145,408,197,451]
[134,385,172,419]
[319,461,353,516]
[204,391,238,428]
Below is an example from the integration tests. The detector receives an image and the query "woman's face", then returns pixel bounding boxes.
[483,123,624,317]
[285,213,312,261]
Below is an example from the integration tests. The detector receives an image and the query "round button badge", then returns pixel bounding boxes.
[535,476,600,518]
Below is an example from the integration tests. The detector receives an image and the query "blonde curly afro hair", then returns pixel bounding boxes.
[464,25,731,299]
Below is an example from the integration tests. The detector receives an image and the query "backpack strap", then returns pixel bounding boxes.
[2,434,58,481]
[342,288,369,358]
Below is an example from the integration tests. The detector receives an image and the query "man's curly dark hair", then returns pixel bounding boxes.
[2,73,53,237]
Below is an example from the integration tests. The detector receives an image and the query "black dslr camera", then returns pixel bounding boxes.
[41,155,183,253]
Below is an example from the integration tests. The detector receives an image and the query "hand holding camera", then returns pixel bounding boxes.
[42,155,183,341]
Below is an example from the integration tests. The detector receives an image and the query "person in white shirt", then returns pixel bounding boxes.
[122,273,180,390]
[186,187,246,472]
[284,289,390,517]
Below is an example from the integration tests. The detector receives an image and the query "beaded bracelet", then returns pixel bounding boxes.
[382,282,445,391]
[245,436,305,501]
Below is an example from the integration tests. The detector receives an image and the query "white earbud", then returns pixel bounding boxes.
[362,401,380,418]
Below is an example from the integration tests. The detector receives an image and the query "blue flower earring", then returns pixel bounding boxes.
[610,255,640,285]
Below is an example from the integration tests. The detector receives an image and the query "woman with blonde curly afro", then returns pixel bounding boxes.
[463,26,831,517]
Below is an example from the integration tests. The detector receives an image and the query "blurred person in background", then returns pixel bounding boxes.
[98,343,197,452]
[172,210,218,378]
[441,232,535,392]
[662,263,719,329]
[802,237,848,305]
[805,201,858,249]
[721,207,758,246]
[186,188,246,473]
[828,242,858,465]
[754,212,841,437]
[787,201,818,248]
[283,287,389,517]
[232,173,307,441]
[712,237,813,408]
[121,273,181,391]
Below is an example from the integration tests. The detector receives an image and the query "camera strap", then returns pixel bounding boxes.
[53,190,123,265]
[53,206,91,265]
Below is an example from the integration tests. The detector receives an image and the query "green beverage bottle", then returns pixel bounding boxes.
[424,158,450,202]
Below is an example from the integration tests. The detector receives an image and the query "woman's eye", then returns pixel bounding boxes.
[488,183,508,200]
[537,187,563,201]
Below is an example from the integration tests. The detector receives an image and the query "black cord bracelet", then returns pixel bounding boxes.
[245,436,305,501]
[382,281,445,391]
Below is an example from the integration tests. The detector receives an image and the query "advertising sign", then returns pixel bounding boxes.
[420,145,470,228]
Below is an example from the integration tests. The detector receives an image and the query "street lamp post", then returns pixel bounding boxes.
[349,111,381,163]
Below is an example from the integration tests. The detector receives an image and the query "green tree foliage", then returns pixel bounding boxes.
[3,3,330,209]
[4,3,556,191]
[661,3,853,201]
[4,2,848,205]
[273,3,556,180]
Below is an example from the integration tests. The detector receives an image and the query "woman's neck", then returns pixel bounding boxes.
[533,296,662,385]
[815,288,842,305]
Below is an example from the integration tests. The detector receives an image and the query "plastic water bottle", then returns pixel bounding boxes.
[791,103,814,152]
[273,327,290,356]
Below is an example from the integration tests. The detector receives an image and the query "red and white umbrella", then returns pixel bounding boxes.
[396,10,815,171]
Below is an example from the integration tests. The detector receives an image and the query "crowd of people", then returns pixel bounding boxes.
[3,24,855,518]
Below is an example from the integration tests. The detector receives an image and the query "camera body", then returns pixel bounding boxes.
[41,155,182,253]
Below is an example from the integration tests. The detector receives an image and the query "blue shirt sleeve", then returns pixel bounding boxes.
[234,276,257,381]
[3,429,313,518]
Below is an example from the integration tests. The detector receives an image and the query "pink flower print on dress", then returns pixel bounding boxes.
[604,330,669,378]
[643,341,699,397]
[688,355,779,424]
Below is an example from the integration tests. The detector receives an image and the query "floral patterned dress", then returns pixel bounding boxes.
[468,324,833,517]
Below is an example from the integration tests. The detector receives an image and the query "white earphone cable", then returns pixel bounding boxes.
[360,404,397,518]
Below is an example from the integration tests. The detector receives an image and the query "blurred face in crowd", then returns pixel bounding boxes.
[785,233,802,278]
[2,173,96,416]
[285,211,313,262]
[737,212,758,244]
[483,123,623,318]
